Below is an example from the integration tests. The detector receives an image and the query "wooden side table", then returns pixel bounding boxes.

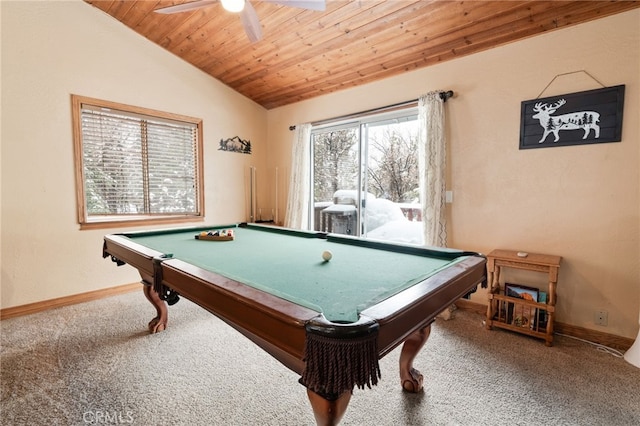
[485,249,562,346]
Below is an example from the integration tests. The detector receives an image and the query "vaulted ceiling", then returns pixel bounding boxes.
[84,1,639,109]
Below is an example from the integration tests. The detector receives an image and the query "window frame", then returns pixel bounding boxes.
[71,94,205,230]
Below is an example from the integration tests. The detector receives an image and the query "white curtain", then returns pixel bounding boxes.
[284,123,312,229]
[418,92,447,247]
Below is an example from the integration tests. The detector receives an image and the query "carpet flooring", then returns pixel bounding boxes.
[2,291,640,425]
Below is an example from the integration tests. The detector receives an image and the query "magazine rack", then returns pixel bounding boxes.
[485,249,562,346]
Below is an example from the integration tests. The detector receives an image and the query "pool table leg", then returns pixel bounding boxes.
[399,324,431,393]
[306,389,352,426]
[142,279,168,333]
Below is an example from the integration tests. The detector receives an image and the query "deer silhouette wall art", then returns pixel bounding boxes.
[519,85,625,149]
[532,99,600,143]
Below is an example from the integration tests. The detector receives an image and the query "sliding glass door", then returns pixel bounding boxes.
[311,108,423,244]
[312,124,361,235]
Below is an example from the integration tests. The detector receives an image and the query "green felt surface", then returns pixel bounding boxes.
[125,225,468,323]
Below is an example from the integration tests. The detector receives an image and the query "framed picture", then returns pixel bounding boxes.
[505,283,539,301]
[519,85,625,149]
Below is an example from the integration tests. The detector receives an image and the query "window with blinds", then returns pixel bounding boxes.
[72,95,204,229]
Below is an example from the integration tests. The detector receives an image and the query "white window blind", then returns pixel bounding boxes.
[73,95,203,227]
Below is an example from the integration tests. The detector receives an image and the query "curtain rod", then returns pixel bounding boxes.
[288,90,454,130]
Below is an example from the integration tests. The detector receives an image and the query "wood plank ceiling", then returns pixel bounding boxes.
[84,1,639,109]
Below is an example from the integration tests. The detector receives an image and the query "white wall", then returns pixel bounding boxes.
[1,1,267,307]
[267,10,640,338]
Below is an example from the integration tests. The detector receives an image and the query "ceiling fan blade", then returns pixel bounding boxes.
[240,1,263,43]
[264,0,326,11]
[155,0,217,14]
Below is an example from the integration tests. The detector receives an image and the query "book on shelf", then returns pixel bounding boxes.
[505,283,538,329]
[493,284,549,330]
[536,291,548,330]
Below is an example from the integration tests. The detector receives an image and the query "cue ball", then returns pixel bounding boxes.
[322,250,333,261]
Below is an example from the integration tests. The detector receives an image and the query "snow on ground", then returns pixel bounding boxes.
[367,219,424,245]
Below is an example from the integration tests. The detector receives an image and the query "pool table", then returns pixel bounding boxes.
[103,223,486,425]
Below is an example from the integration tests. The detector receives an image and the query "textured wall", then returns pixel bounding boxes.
[1,0,267,308]
[267,10,640,338]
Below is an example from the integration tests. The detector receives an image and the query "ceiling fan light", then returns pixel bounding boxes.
[221,0,245,13]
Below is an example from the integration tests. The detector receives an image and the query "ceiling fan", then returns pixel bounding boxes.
[154,0,326,43]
